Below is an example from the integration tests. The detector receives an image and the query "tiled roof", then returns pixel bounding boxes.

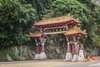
[64,26,86,36]
[29,32,43,37]
[34,16,79,26]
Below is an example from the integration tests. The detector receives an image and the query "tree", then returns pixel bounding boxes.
[0,0,36,48]
[31,0,53,20]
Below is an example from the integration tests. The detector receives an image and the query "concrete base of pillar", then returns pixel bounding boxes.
[65,52,72,61]
[72,54,78,62]
[34,54,40,59]
[39,52,47,59]
[78,50,85,61]
[34,52,47,60]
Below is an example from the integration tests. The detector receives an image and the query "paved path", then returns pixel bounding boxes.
[58,61,100,67]
[0,60,100,67]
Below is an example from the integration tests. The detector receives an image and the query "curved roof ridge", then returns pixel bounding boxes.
[34,16,79,26]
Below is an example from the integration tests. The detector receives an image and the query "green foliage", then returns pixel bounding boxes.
[16,32,30,45]
[31,0,52,20]
[0,0,100,50]
[0,0,36,47]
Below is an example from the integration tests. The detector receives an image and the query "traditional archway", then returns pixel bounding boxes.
[29,16,86,61]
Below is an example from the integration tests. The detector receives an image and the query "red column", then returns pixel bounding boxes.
[65,36,72,61]
[39,37,47,59]
[34,38,40,59]
[36,44,42,54]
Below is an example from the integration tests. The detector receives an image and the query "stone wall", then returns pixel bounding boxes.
[0,45,35,61]
[0,34,68,61]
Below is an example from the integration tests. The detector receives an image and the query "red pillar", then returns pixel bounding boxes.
[34,37,47,59]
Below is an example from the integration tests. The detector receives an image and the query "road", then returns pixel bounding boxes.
[58,61,100,67]
[0,60,100,67]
